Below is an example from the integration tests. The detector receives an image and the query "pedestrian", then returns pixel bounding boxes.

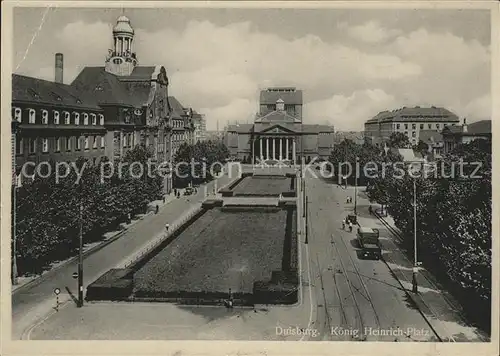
[341,220,345,230]
[162,196,165,203]
[127,213,131,224]
[349,221,353,232]
[155,205,159,214]
[165,223,170,232]
[368,205,372,215]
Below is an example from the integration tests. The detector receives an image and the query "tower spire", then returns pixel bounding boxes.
[105,13,137,76]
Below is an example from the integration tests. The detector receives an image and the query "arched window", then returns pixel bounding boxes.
[99,114,104,126]
[64,111,70,125]
[28,109,36,124]
[74,112,80,125]
[91,113,97,125]
[53,111,60,124]
[14,107,22,122]
[41,109,49,124]
[83,113,89,125]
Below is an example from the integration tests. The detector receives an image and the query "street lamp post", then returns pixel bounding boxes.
[354,157,359,215]
[412,177,418,293]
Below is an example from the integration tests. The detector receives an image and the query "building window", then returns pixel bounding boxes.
[129,133,133,147]
[76,136,81,150]
[66,137,72,151]
[74,112,80,125]
[420,124,424,130]
[16,138,23,155]
[92,136,97,149]
[55,137,61,152]
[428,124,432,129]
[101,135,105,148]
[412,124,416,130]
[436,123,440,129]
[124,114,131,124]
[404,131,409,137]
[29,138,36,154]
[83,113,89,125]
[29,109,36,124]
[99,114,104,126]
[84,136,89,150]
[14,108,22,122]
[41,110,49,124]
[42,138,49,153]
[63,111,70,125]
[412,131,416,138]
[404,123,408,130]
[53,111,60,125]
[396,124,400,130]
[91,113,97,125]
[123,134,128,147]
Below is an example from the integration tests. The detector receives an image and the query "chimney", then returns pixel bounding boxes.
[463,117,468,133]
[55,53,63,84]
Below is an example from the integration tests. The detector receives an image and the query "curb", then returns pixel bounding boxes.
[12,198,175,296]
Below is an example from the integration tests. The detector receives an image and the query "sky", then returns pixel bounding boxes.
[13,6,491,131]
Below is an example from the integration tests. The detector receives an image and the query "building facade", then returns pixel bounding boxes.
[12,15,196,193]
[225,87,335,163]
[192,111,207,143]
[442,119,492,154]
[364,106,460,146]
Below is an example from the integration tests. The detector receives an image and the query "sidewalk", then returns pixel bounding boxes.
[341,185,488,342]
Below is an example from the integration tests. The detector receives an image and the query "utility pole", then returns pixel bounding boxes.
[354,156,359,215]
[78,199,84,307]
[412,177,418,293]
[305,196,309,244]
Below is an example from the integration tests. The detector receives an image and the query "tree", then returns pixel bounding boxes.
[388,132,411,148]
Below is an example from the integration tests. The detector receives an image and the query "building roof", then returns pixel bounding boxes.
[118,66,156,81]
[418,130,443,144]
[366,106,459,124]
[226,123,334,134]
[71,67,148,106]
[256,110,301,123]
[391,148,424,162]
[442,120,492,136]
[168,96,187,119]
[260,88,303,105]
[12,74,101,110]
[466,120,491,135]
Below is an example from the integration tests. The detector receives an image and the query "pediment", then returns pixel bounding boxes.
[259,124,296,134]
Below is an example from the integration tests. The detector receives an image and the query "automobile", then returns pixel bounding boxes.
[357,227,381,260]
[184,187,194,195]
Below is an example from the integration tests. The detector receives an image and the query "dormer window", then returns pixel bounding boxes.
[276,99,285,111]
[74,112,80,125]
[53,111,60,124]
[13,107,22,122]
[28,88,40,99]
[91,113,97,125]
[28,109,36,124]
[99,114,104,125]
[51,92,62,101]
[124,114,131,124]
[64,111,70,124]
[83,113,89,125]
[41,109,48,124]
[95,85,103,91]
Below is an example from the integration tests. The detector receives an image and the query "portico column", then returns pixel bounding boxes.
[280,138,283,160]
[286,138,290,160]
[259,137,264,161]
[266,137,269,160]
[292,139,296,163]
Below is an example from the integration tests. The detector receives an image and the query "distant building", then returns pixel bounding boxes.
[418,130,444,156]
[333,131,364,145]
[442,119,492,154]
[206,131,224,141]
[225,87,335,163]
[364,106,460,146]
[192,111,207,143]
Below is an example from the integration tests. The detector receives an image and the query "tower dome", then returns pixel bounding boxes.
[113,15,134,35]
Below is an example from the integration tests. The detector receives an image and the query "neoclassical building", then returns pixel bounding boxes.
[225,87,335,163]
